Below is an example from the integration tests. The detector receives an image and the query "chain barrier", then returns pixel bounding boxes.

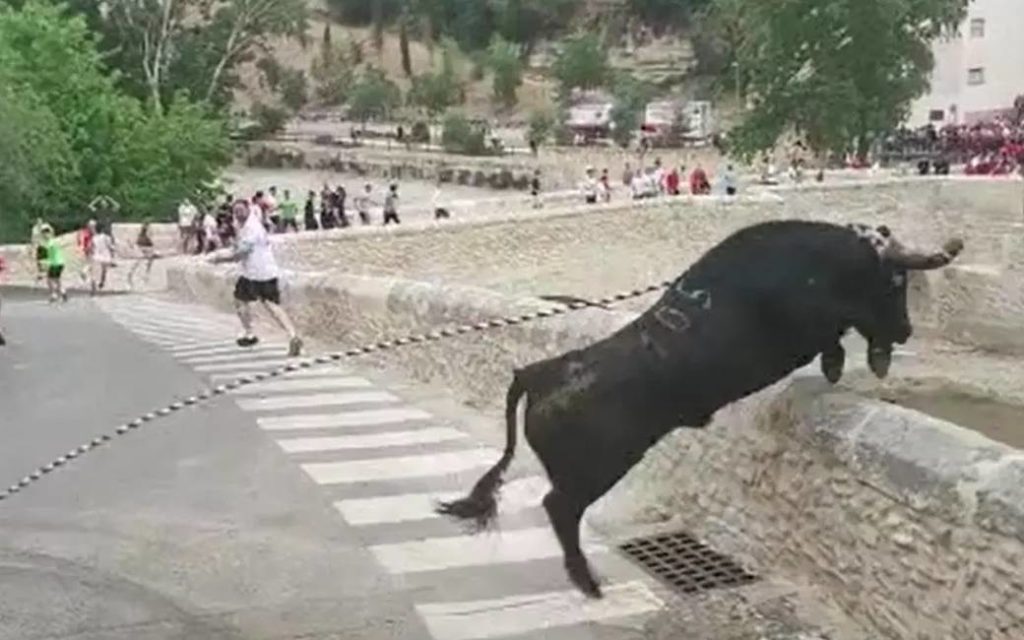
[0,279,673,504]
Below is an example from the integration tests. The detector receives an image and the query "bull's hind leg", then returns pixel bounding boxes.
[820,342,846,384]
[543,489,602,598]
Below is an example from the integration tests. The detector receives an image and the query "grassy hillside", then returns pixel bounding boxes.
[233,4,705,123]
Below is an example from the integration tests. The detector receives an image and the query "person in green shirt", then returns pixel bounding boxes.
[279,189,299,233]
[41,225,68,304]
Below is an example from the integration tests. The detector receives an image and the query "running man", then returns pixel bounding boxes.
[41,225,68,303]
[209,201,303,357]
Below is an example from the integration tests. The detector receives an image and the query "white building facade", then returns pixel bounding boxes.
[907,0,1024,127]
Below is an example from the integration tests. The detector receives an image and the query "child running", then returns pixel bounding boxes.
[41,225,68,304]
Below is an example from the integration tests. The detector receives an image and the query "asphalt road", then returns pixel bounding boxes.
[0,290,428,640]
[0,288,847,640]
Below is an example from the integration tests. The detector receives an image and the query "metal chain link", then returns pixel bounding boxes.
[0,280,672,504]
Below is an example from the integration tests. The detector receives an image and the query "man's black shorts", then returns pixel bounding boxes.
[47,265,64,280]
[234,277,281,304]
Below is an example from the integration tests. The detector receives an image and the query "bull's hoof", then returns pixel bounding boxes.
[820,348,845,384]
[566,557,603,599]
[867,347,892,379]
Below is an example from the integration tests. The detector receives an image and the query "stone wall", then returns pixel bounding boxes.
[274,178,1023,301]
[166,261,1024,640]
[243,142,543,192]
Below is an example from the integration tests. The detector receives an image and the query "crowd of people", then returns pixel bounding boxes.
[881,110,1024,176]
[177,182,411,255]
[578,157,738,204]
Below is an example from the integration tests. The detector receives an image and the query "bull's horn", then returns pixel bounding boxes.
[885,237,964,270]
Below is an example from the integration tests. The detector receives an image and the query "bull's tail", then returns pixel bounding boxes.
[435,374,526,530]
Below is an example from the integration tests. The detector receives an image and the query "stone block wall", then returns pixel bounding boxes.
[272,178,1023,302]
[167,261,1024,640]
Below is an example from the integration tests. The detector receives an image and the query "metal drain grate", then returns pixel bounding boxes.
[619,531,758,594]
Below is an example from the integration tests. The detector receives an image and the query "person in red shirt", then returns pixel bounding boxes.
[689,165,711,195]
[77,219,97,284]
[665,166,681,195]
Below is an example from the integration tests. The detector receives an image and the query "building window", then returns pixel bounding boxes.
[968,67,985,86]
[929,109,945,122]
[970,18,985,38]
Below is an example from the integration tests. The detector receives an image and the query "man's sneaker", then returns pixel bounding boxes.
[288,336,303,357]
[236,335,259,348]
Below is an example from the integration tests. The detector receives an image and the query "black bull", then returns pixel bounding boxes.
[437,219,964,598]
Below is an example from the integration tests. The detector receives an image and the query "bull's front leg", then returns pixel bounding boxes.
[867,341,893,379]
[820,342,846,384]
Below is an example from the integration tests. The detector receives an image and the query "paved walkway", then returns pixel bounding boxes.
[95,294,669,640]
[89,294,849,640]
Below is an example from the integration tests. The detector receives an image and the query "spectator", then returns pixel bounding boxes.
[721,164,738,195]
[177,199,198,253]
[665,166,681,196]
[581,167,599,204]
[304,191,319,231]
[690,165,711,195]
[279,189,300,232]
[383,183,401,226]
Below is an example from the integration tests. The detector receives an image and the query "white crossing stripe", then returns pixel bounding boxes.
[369,526,606,574]
[173,343,288,357]
[237,390,399,412]
[258,407,432,431]
[416,581,664,640]
[334,475,549,526]
[194,359,294,373]
[277,426,468,454]
[181,350,294,365]
[233,376,371,396]
[301,448,496,484]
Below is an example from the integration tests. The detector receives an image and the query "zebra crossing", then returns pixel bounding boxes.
[97,295,666,640]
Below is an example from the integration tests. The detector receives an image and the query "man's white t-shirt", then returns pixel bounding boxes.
[178,202,197,227]
[237,213,279,282]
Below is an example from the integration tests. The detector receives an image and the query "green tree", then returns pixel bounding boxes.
[311,25,354,105]
[527,108,555,147]
[348,67,402,122]
[552,32,609,95]
[720,0,970,161]
[441,111,489,154]
[0,1,232,238]
[399,5,413,75]
[609,73,654,148]
[408,38,463,114]
[487,34,522,107]
[279,69,309,111]
[627,0,710,32]
[0,79,77,240]
[57,0,308,112]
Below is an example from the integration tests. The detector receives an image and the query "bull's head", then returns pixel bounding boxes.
[855,225,964,378]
